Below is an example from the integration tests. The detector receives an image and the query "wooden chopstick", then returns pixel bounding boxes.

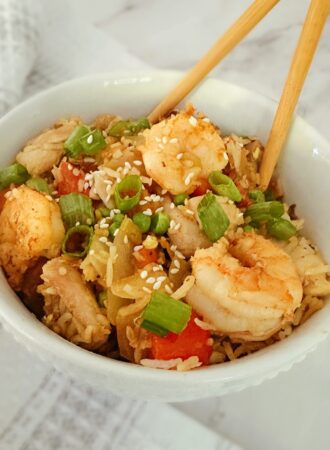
[148,0,280,124]
[260,0,330,188]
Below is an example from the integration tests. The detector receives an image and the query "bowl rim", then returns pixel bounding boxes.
[0,69,329,386]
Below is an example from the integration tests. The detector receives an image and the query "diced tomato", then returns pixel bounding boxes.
[191,178,210,197]
[0,189,9,212]
[57,161,89,196]
[150,313,212,365]
[134,248,159,269]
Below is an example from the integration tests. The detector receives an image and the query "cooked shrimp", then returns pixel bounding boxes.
[163,195,244,257]
[163,199,210,257]
[0,186,65,289]
[138,110,227,194]
[40,257,110,350]
[186,233,303,340]
[16,118,80,175]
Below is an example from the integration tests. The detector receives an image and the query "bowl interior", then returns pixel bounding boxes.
[0,71,329,401]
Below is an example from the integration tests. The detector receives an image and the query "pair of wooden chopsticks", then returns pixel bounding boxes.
[148,0,330,188]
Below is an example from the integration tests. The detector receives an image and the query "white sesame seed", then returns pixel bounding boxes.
[153,281,162,290]
[146,277,156,284]
[83,157,96,163]
[165,285,173,294]
[185,209,194,215]
[140,270,148,279]
[173,260,180,268]
[176,153,183,160]
[100,223,110,229]
[158,143,165,150]
[155,207,164,213]
[161,189,168,195]
[170,245,177,251]
[45,195,53,201]
[157,276,167,283]
[58,267,67,276]
[113,209,121,214]
[170,220,176,229]
[143,208,152,216]
[133,160,143,166]
[86,218,92,225]
[134,245,144,252]
[184,172,194,186]
[189,116,197,127]
[202,117,210,123]
[170,268,179,274]
[123,235,128,244]
[152,266,160,272]
[52,190,58,195]
[124,161,131,169]
[67,163,73,171]
[142,287,152,294]
[75,221,80,226]
[174,223,181,230]
[87,134,93,144]
[99,236,108,243]
[169,138,178,144]
[89,249,95,255]
[162,136,168,144]
[170,202,175,209]
[72,168,80,176]
[175,250,185,260]
[155,137,161,142]
[223,152,229,161]
[83,182,89,190]
[113,228,119,237]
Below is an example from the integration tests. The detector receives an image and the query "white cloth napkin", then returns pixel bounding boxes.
[0,1,243,449]
[0,0,147,116]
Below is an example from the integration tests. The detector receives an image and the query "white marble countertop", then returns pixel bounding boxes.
[1,1,330,449]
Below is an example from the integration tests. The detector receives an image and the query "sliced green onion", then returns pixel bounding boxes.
[64,125,90,157]
[267,218,297,240]
[108,117,150,137]
[264,189,275,201]
[61,225,93,257]
[114,175,142,212]
[151,212,170,235]
[109,222,120,239]
[113,213,125,225]
[59,193,94,228]
[244,201,284,223]
[26,177,51,194]
[95,206,110,221]
[243,225,255,232]
[248,190,265,203]
[173,193,189,206]
[141,291,192,337]
[208,171,242,202]
[0,163,29,190]
[98,291,107,308]
[133,212,151,233]
[197,193,229,242]
[79,129,106,155]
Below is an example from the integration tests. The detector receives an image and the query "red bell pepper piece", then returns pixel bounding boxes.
[134,248,159,269]
[57,161,89,196]
[150,312,212,365]
[191,178,210,197]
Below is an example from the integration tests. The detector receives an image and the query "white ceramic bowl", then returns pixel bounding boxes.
[0,71,329,402]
